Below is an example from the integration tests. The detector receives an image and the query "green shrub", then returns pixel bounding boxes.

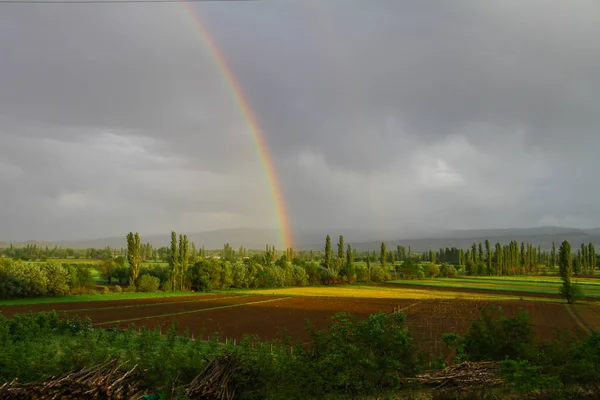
[444,266,458,278]
[136,275,160,292]
[114,285,123,293]
[370,265,391,282]
[299,311,415,396]
[124,284,137,293]
[427,263,440,278]
[415,270,425,279]
[462,305,533,361]
[100,286,110,295]
[44,263,70,296]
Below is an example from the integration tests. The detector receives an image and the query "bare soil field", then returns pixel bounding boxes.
[571,303,600,331]
[0,294,232,317]
[95,297,418,342]
[2,291,595,354]
[495,301,586,340]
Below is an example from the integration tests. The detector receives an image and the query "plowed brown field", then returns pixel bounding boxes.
[2,293,595,352]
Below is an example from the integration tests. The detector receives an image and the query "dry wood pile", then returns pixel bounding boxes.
[410,361,502,389]
[186,353,242,400]
[0,360,147,399]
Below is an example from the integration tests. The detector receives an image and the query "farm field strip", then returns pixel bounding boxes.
[99,297,421,342]
[0,294,233,317]
[93,296,291,326]
[83,296,267,324]
[461,276,600,285]
[230,285,545,301]
[60,295,244,313]
[431,277,600,290]
[0,291,218,307]
[387,280,600,297]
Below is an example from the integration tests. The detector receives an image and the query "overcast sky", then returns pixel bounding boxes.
[1,0,599,242]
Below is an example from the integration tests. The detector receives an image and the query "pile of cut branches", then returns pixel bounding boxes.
[186,352,242,400]
[0,359,147,399]
[410,361,502,389]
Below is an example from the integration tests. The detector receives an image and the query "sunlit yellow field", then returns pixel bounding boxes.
[232,284,555,302]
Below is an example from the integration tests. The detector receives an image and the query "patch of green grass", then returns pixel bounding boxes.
[0,291,210,306]
[387,278,600,298]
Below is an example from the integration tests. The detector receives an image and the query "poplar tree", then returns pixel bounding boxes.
[551,242,557,271]
[324,235,332,270]
[126,232,141,285]
[485,240,492,273]
[478,243,484,265]
[558,240,581,304]
[337,235,345,260]
[169,231,179,291]
[494,243,503,276]
[380,242,387,269]
[179,234,189,290]
[345,244,355,282]
[589,243,596,276]
[520,242,526,273]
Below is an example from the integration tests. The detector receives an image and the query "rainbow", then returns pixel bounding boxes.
[182,4,293,250]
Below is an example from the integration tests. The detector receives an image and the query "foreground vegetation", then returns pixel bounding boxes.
[1,305,600,399]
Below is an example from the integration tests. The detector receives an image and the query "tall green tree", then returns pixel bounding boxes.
[558,240,578,303]
[520,242,526,273]
[345,244,355,282]
[494,243,503,276]
[169,231,179,291]
[366,256,372,281]
[179,234,189,290]
[337,235,345,260]
[551,242,557,271]
[324,235,332,270]
[126,232,141,285]
[485,240,492,274]
[380,242,387,270]
[589,243,596,276]
[471,243,478,263]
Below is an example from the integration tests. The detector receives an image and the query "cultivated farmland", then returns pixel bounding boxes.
[2,285,598,352]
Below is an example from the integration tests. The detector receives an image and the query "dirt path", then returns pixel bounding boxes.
[565,304,593,335]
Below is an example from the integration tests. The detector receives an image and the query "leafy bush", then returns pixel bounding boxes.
[44,263,70,296]
[462,305,533,361]
[114,285,123,293]
[370,265,391,282]
[136,275,160,292]
[415,270,425,279]
[444,266,458,278]
[0,261,49,299]
[298,311,415,396]
[427,263,440,278]
[100,286,110,295]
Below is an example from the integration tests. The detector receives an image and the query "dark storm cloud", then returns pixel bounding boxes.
[0,0,599,242]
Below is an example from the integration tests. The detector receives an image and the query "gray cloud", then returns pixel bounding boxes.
[1,0,599,243]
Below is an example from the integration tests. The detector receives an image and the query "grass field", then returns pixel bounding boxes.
[388,276,600,298]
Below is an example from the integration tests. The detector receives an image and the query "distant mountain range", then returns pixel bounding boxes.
[1,226,599,252]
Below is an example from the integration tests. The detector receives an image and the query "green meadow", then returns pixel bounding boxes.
[388,275,600,297]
